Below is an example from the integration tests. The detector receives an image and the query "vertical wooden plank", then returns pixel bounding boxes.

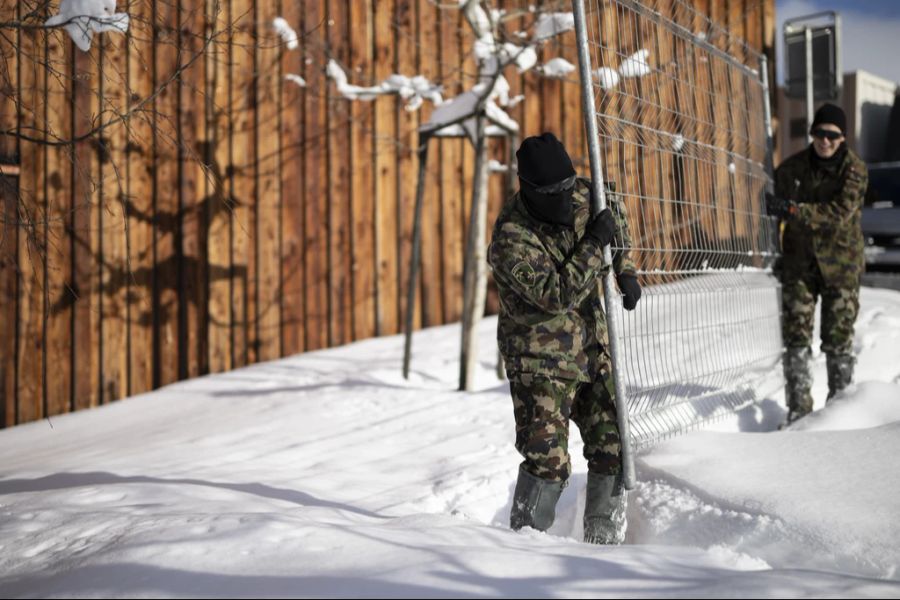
[657,0,692,270]
[655,1,679,274]
[485,138,505,315]
[617,4,647,270]
[207,0,233,371]
[0,174,15,427]
[635,10,666,274]
[1,0,19,426]
[279,1,305,356]
[16,2,46,423]
[637,4,662,283]
[762,0,776,162]
[395,0,422,334]
[252,0,281,360]
[373,0,399,336]
[560,30,584,171]
[707,0,734,262]
[598,0,623,236]
[521,17,543,142]
[676,0,707,266]
[154,0,181,384]
[0,0,15,163]
[72,19,101,412]
[230,0,255,365]
[540,42,563,139]
[459,11,477,326]
[44,9,73,416]
[439,8,462,325]
[743,0,766,262]
[126,0,155,394]
[99,20,129,404]
[349,0,376,341]
[303,0,328,350]
[691,0,718,256]
[670,11,697,271]
[179,2,210,376]
[727,0,750,249]
[417,0,443,327]
[255,0,282,360]
[328,1,353,345]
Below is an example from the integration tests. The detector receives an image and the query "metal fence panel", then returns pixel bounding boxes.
[575,0,782,450]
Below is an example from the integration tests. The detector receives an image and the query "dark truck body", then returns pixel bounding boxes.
[862,162,900,271]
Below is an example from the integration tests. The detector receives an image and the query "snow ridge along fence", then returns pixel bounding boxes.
[574,0,782,449]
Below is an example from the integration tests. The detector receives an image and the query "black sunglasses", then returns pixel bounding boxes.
[811,128,843,141]
[519,174,577,194]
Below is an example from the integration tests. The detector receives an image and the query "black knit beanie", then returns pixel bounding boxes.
[811,103,847,136]
[516,132,576,187]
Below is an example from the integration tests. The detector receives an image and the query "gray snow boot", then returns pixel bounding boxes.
[826,353,854,401]
[583,471,627,545]
[784,347,813,423]
[509,465,565,532]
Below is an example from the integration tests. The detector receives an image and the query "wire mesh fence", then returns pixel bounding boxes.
[579,0,782,448]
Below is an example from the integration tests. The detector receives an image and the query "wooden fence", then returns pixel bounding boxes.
[0,0,773,428]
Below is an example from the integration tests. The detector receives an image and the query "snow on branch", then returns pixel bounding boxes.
[532,12,575,42]
[272,17,299,50]
[325,60,443,110]
[285,74,306,88]
[540,57,576,78]
[44,0,129,52]
[317,1,628,142]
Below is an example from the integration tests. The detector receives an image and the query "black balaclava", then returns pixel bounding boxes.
[516,132,577,226]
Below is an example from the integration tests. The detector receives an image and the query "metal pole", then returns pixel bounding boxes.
[571,0,636,490]
[759,53,785,390]
[760,55,776,186]
[804,27,814,142]
[403,132,430,379]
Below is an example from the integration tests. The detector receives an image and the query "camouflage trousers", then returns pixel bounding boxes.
[781,271,860,355]
[508,360,621,483]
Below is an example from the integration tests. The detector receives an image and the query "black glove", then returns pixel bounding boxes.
[765,191,798,219]
[616,272,641,311]
[583,208,616,247]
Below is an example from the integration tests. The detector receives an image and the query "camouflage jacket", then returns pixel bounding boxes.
[488,177,636,382]
[775,146,868,288]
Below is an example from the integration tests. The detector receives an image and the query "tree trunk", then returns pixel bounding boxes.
[459,114,489,391]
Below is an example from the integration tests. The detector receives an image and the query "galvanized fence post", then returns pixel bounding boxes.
[571,0,636,490]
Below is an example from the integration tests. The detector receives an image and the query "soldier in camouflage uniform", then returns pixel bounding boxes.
[768,104,868,424]
[488,133,641,544]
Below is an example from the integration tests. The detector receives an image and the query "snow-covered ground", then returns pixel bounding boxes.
[1,287,899,598]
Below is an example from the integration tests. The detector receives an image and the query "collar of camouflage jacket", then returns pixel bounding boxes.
[808,142,848,172]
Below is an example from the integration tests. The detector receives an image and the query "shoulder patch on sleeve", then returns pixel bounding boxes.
[511,261,539,288]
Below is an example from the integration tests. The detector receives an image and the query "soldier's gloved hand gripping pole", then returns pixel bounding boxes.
[572,0,636,490]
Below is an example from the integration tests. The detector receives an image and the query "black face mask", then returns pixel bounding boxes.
[521,185,575,227]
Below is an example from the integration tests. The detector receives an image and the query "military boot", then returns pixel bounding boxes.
[784,347,813,423]
[826,353,854,401]
[509,465,565,532]
[583,471,627,545]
